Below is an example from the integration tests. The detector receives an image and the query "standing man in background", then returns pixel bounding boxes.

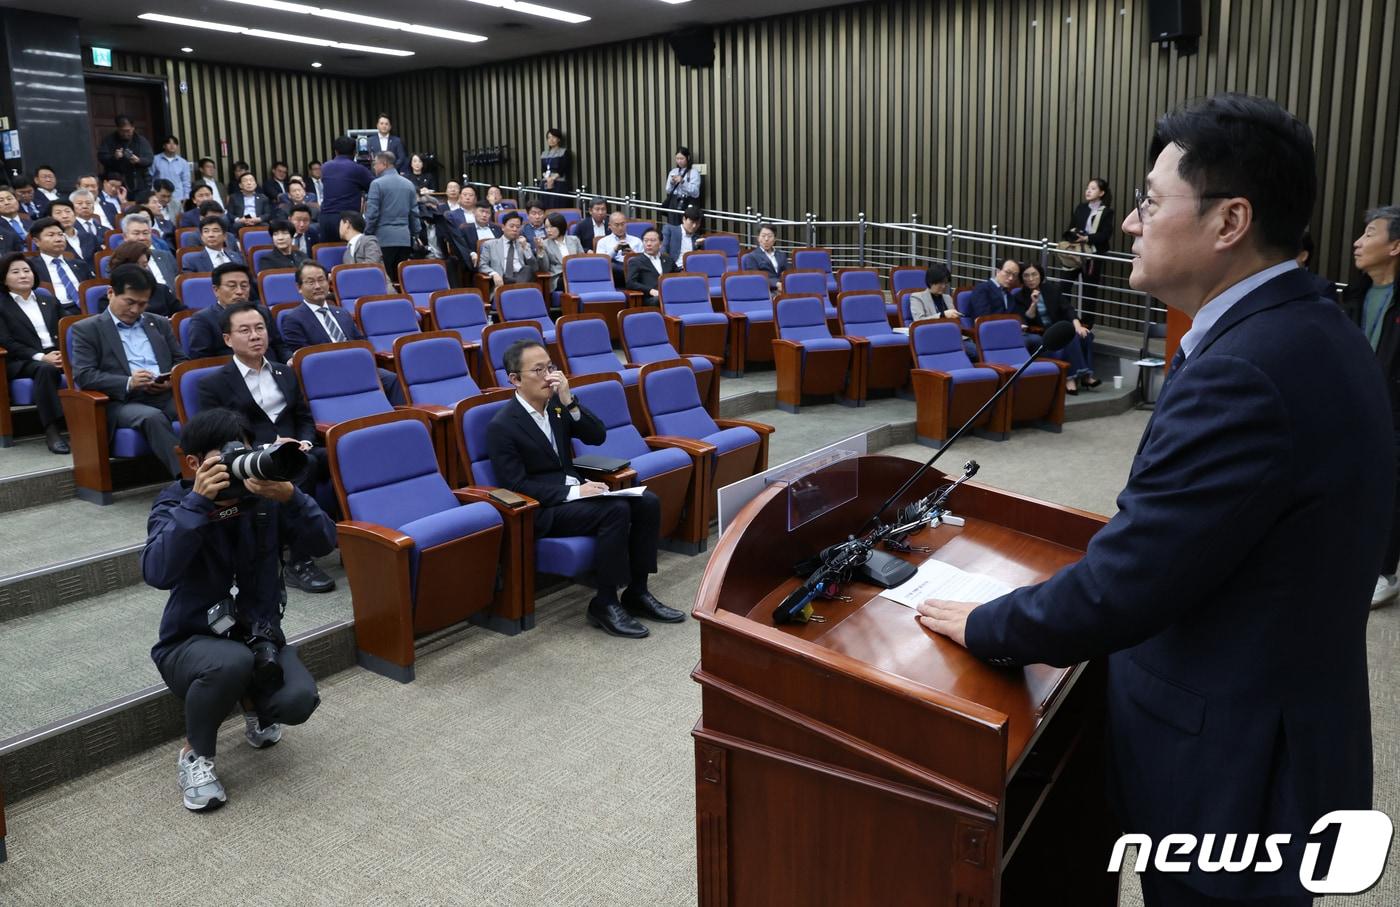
[365,152,420,283]
[917,93,1392,906]
[318,136,372,245]
[149,136,191,208]
[97,116,154,195]
[371,114,409,175]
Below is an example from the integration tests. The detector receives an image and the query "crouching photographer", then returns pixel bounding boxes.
[143,407,337,812]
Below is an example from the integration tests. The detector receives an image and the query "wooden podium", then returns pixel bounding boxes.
[692,455,1119,906]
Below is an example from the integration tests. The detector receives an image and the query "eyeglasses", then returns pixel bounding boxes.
[514,363,557,379]
[1134,187,1237,224]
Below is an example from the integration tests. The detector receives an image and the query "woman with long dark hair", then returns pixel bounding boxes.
[1061,176,1114,283]
[0,252,69,452]
[1017,260,1099,394]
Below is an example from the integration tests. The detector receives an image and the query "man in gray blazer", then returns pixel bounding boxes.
[364,152,420,284]
[67,264,186,477]
[479,211,539,290]
[339,212,383,266]
[120,211,179,286]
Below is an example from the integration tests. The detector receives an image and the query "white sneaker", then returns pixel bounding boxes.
[178,749,227,811]
[244,714,283,749]
[1372,575,1399,609]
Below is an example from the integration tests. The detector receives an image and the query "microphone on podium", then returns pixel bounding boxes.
[772,321,1077,623]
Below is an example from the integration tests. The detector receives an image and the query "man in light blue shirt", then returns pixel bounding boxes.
[148,136,191,207]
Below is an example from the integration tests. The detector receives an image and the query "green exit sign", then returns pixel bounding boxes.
[91,47,112,67]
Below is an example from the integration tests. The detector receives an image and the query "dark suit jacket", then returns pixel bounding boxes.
[661,223,705,261]
[624,252,678,298]
[149,249,180,286]
[486,395,607,509]
[262,249,309,272]
[1012,281,1076,329]
[279,300,363,353]
[261,178,288,202]
[198,357,315,445]
[30,255,96,293]
[0,290,72,376]
[69,310,185,401]
[1341,274,1400,423]
[229,193,272,223]
[0,216,30,253]
[962,278,1018,321]
[740,248,789,289]
[965,266,1391,898]
[290,226,321,256]
[572,218,608,250]
[184,303,288,362]
[181,247,246,274]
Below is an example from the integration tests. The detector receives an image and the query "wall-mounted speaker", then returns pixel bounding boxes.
[1147,0,1202,42]
[667,27,714,68]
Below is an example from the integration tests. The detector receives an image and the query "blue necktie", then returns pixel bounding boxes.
[8,218,21,235]
[1158,348,1187,399]
[52,258,79,303]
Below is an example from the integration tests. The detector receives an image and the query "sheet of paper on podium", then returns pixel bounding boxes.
[604,485,647,497]
[881,557,1014,608]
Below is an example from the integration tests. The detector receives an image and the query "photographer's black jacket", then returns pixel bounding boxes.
[144,482,336,665]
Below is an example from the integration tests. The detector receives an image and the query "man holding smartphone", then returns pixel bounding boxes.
[67,264,185,477]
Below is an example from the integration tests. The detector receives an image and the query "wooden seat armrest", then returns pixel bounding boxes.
[647,435,717,456]
[336,520,414,551]
[771,338,803,351]
[981,363,1019,379]
[410,403,454,421]
[595,467,639,490]
[713,417,776,436]
[60,387,111,406]
[453,486,541,512]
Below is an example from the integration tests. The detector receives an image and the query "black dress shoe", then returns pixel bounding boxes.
[285,556,335,593]
[586,599,650,638]
[44,426,70,454]
[622,589,686,623]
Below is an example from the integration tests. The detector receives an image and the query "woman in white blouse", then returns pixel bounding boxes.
[0,252,70,452]
[662,146,701,225]
[537,212,584,291]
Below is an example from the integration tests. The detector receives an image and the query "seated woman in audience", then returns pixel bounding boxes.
[0,251,70,452]
[408,154,436,193]
[537,212,584,293]
[908,263,978,359]
[538,127,571,208]
[1016,261,1097,394]
[110,240,183,317]
[261,220,310,272]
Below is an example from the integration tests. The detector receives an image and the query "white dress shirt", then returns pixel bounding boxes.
[65,231,85,258]
[378,134,390,152]
[647,254,664,274]
[514,392,583,500]
[11,292,55,356]
[43,255,78,307]
[597,234,642,261]
[763,249,779,271]
[680,231,694,256]
[148,258,168,285]
[239,356,287,423]
[474,224,496,243]
[207,246,230,267]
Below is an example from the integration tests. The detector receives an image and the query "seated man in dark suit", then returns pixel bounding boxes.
[277,260,404,404]
[28,217,95,313]
[185,263,288,361]
[286,205,320,257]
[67,264,185,477]
[44,198,101,267]
[178,194,222,230]
[961,259,1023,321]
[229,172,272,228]
[624,227,678,303]
[0,251,73,451]
[485,339,680,639]
[661,205,707,261]
[739,224,789,289]
[0,186,30,253]
[571,197,609,250]
[196,300,336,593]
[182,216,246,273]
[262,220,310,272]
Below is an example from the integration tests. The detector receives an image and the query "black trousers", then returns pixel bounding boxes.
[157,634,319,758]
[382,245,411,285]
[7,357,63,427]
[1384,427,1400,575]
[535,492,660,590]
[109,391,182,477]
[1139,872,1311,907]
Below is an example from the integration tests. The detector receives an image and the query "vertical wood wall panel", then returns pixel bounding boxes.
[105,0,1395,278]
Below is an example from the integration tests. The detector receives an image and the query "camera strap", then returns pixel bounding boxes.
[252,507,288,619]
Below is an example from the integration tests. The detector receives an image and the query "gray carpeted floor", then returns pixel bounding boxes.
[2,405,1395,905]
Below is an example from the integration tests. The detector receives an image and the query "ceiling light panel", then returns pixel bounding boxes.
[214,0,487,42]
[138,13,416,55]
[459,0,589,25]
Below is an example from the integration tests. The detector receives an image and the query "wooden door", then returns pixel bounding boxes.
[83,78,162,170]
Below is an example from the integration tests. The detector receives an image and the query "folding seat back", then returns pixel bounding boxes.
[496,285,556,341]
[172,356,233,426]
[837,268,881,294]
[838,292,895,339]
[546,208,582,229]
[702,234,741,271]
[682,251,726,295]
[977,318,1041,367]
[912,320,977,372]
[570,377,648,458]
[558,315,630,380]
[563,254,620,297]
[397,332,481,407]
[639,360,769,492]
[356,295,421,354]
[430,289,489,345]
[335,416,461,533]
[174,310,197,355]
[333,263,390,309]
[908,320,1007,447]
[313,242,348,273]
[249,246,276,274]
[781,269,830,298]
[625,220,654,241]
[619,309,678,364]
[96,255,113,278]
[176,274,216,310]
[80,279,109,315]
[721,272,773,319]
[400,260,449,308]
[295,342,393,426]
[482,322,546,388]
[775,295,839,345]
[890,266,927,297]
[239,227,272,255]
[455,391,513,487]
[176,227,200,248]
[104,232,124,251]
[792,248,836,287]
[259,269,300,308]
[658,274,713,319]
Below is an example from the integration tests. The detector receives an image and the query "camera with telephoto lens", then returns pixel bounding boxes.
[241,620,286,694]
[218,439,309,497]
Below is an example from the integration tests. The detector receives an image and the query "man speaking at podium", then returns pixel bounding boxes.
[918,94,1392,906]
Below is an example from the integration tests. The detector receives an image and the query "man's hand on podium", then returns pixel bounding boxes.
[915,599,980,648]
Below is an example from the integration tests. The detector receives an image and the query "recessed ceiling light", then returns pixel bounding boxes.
[214,0,487,42]
[180,46,194,52]
[137,13,415,55]
[459,0,589,25]
[311,61,323,67]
